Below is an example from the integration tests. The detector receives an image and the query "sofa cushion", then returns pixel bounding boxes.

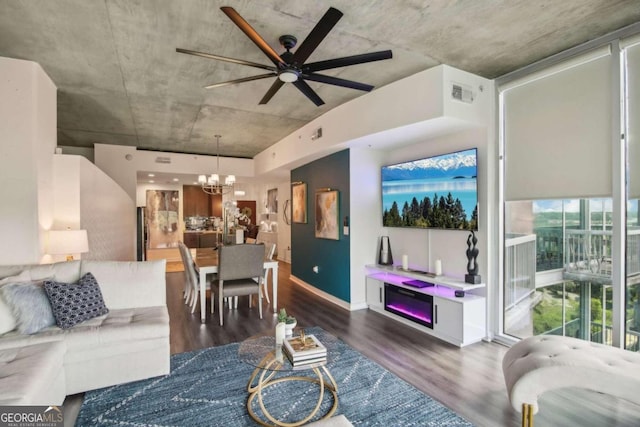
[0,307,168,352]
[0,281,55,335]
[0,261,81,284]
[62,307,169,351]
[44,272,109,329]
[0,341,66,405]
[81,260,166,309]
[0,271,32,335]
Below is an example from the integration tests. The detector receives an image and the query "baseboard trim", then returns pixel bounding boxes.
[290,275,362,311]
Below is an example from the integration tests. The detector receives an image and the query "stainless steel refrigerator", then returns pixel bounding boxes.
[136,207,146,261]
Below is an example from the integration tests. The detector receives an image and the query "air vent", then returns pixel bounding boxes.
[155,156,171,164]
[451,83,474,104]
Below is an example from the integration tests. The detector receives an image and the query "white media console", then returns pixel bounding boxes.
[365,264,486,347]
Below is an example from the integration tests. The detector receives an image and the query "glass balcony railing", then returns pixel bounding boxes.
[504,228,640,345]
[504,233,536,310]
[564,229,613,283]
[545,318,640,351]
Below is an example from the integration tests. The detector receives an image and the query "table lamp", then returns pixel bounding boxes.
[48,229,89,261]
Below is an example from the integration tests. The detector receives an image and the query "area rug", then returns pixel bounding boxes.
[76,328,473,426]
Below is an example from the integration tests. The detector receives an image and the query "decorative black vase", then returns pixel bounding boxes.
[378,236,393,266]
[465,230,481,284]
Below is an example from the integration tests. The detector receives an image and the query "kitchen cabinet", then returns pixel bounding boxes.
[183,232,199,248]
[183,186,209,217]
[183,186,223,217]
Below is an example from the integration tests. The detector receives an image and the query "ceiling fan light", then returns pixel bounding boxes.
[278,70,298,83]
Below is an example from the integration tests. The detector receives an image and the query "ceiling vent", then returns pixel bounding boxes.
[451,82,474,104]
[155,156,171,164]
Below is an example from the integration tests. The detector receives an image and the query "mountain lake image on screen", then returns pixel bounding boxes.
[381,148,478,230]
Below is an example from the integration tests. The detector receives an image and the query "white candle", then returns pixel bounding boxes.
[435,259,442,276]
[275,322,285,345]
[402,255,409,270]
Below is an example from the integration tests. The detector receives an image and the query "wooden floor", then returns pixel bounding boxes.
[66,261,640,426]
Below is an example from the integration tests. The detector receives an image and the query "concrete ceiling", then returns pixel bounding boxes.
[1,0,639,159]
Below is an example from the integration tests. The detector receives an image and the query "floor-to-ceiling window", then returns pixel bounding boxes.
[625,35,640,351]
[504,198,615,342]
[499,31,640,350]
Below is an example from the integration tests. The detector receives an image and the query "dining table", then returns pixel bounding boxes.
[193,246,279,323]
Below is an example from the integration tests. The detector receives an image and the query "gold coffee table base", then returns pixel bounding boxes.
[246,358,338,427]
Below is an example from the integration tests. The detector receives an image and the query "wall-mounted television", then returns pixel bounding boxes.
[381,148,478,230]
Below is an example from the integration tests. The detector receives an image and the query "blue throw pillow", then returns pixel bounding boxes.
[0,281,56,334]
[44,272,109,329]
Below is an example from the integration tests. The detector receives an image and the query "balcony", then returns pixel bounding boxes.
[563,229,612,284]
[564,228,640,285]
[504,229,640,340]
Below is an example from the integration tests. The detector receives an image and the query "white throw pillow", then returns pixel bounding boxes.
[0,270,32,334]
[1,280,56,334]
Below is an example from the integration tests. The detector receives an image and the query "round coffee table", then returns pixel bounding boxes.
[238,331,339,427]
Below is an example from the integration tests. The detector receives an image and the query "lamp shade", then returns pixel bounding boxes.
[48,229,89,255]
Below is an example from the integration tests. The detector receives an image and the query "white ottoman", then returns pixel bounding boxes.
[0,341,66,405]
[502,335,640,427]
[306,415,353,427]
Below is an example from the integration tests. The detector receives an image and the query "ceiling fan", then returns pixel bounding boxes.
[176,6,392,106]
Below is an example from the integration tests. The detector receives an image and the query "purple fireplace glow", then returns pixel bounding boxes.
[384,283,434,328]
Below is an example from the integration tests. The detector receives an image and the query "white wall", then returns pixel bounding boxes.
[349,147,384,308]
[79,157,135,260]
[95,143,255,202]
[254,65,489,176]
[52,155,135,261]
[0,57,56,264]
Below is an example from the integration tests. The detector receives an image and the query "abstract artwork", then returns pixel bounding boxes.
[315,190,339,240]
[292,183,307,223]
[267,188,278,214]
[146,190,179,248]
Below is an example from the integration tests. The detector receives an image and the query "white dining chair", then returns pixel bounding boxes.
[179,242,214,313]
[261,242,276,303]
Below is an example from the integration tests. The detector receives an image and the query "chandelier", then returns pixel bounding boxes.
[198,135,235,195]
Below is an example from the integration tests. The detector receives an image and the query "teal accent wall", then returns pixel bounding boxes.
[291,150,350,302]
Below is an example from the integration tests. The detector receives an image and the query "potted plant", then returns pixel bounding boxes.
[278,308,297,336]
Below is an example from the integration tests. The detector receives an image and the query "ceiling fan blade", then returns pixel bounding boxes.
[176,48,277,72]
[204,73,276,89]
[303,50,393,73]
[291,7,343,65]
[293,79,325,106]
[302,73,374,92]
[220,7,285,67]
[259,80,285,105]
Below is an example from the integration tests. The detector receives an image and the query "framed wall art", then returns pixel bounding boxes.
[315,189,339,240]
[145,190,180,248]
[292,182,307,223]
[267,188,278,214]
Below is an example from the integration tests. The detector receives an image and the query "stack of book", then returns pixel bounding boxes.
[282,334,327,368]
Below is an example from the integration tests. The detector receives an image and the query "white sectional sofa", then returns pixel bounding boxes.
[0,259,170,404]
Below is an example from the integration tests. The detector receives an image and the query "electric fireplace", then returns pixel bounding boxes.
[384,283,434,328]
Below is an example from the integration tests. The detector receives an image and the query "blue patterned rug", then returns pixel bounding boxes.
[76,328,473,426]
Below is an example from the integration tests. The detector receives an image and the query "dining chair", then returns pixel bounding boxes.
[212,243,265,326]
[179,242,214,313]
[178,242,193,305]
[244,240,276,305]
[261,242,276,303]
